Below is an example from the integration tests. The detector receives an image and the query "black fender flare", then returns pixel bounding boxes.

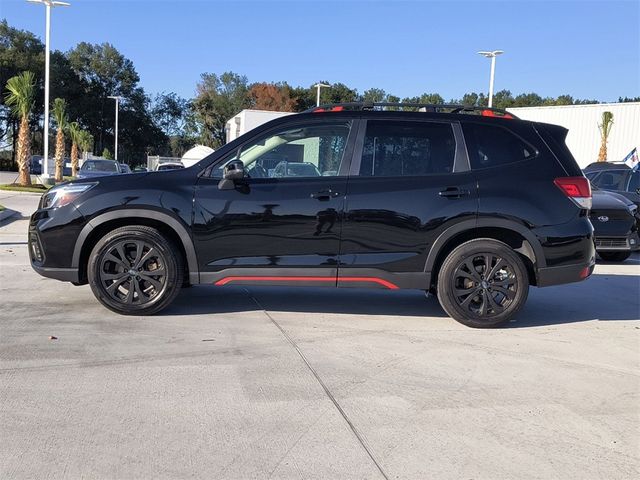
[424,218,546,274]
[71,209,199,283]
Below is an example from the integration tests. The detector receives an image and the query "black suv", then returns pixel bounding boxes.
[29,103,595,328]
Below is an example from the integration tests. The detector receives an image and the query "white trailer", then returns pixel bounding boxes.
[507,102,640,168]
[225,109,293,143]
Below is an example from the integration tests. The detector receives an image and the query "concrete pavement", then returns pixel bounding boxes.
[1,191,639,479]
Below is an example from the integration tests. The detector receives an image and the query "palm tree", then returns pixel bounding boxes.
[4,71,36,186]
[68,122,81,177]
[78,130,93,160]
[598,111,614,162]
[52,98,68,181]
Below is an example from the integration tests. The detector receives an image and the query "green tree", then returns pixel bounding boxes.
[52,97,68,181]
[0,20,45,162]
[192,71,251,148]
[4,71,36,186]
[102,147,113,159]
[362,88,387,103]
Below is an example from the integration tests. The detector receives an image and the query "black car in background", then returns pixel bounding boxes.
[590,187,639,262]
[29,103,596,328]
[585,162,640,208]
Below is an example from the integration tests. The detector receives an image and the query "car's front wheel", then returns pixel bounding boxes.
[437,238,529,328]
[598,251,631,262]
[88,226,183,315]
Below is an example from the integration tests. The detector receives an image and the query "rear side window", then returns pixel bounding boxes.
[462,123,536,170]
[358,121,456,177]
[591,170,628,190]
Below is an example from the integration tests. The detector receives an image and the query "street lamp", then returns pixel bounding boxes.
[107,96,121,161]
[477,50,504,108]
[313,82,330,107]
[27,0,70,179]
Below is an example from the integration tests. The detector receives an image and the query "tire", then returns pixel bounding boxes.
[88,226,184,315]
[598,251,631,262]
[436,238,529,328]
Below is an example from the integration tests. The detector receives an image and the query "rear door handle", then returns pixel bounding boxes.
[311,190,340,201]
[439,187,470,198]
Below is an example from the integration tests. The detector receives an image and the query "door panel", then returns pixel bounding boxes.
[192,119,357,284]
[338,119,478,288]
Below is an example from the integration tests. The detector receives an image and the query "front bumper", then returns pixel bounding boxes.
[29,204,85,283]
[594,231,640,252]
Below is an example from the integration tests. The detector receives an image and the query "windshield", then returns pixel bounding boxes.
[81,160,119,172]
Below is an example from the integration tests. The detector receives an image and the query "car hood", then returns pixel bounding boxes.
[591,190,632,210]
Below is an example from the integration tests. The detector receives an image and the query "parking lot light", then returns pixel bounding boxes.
[27,0,71,179]
[313,83,330,107]
[477,50,504,108]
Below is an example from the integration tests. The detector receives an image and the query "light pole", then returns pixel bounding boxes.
[27,0,70,179]
[107,96,121,161]
[313,82,330,107]
[477,50,504,108]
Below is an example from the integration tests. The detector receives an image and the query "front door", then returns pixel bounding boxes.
[193,119,357,286]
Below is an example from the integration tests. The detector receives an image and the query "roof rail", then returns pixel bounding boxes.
[304,102,518,119]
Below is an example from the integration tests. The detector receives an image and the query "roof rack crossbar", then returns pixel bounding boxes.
[304,102,518,118]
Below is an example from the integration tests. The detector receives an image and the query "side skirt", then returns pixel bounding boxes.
[198,268,430,290]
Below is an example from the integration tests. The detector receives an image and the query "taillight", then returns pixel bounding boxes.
[554,176,592,209]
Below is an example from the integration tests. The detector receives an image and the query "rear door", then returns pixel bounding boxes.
[338,118,478,289]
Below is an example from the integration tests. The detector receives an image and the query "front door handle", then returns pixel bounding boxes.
[439,187,470,198]
[311,190,340,201]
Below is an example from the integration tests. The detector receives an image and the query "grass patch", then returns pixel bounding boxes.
[0,183,50,193]
[0,204,5,212]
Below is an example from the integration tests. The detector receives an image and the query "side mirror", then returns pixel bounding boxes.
[218,160,245,190]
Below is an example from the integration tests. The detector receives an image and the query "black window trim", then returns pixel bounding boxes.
[203,117,360,180]
[348,118,468,178]
[460,120,540,171]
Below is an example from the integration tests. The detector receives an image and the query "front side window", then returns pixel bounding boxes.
[358,121,456,177]
[463,123,536,169]
[212,122,350,179]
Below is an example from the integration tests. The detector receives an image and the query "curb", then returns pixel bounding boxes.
[0,208,19,224]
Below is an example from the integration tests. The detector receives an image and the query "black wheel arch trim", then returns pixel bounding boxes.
[71,209,199,283]
[424,218,547,275]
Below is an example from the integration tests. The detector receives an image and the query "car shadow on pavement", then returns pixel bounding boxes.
[162,273,640,327]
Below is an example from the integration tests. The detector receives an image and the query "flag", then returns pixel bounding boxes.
[623,147,639,170]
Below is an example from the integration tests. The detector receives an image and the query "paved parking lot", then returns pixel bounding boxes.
[1,191,639,479]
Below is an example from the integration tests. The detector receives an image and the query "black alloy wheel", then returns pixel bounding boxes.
[88,226,183,315]
[437,238,529,328]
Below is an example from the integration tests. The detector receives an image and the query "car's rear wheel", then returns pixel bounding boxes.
[598,251,631,262]
[437,239,529,328]
[88,226,183,315]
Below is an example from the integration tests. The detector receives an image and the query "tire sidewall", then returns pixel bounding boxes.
[88,227,182,315]
[437,239,529,328]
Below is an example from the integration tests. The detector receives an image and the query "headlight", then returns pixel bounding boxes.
[41,183,97,209]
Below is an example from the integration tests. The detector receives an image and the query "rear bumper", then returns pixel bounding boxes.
[537,261,595,287]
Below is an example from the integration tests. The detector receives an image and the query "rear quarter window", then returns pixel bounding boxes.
[462,122,537,170]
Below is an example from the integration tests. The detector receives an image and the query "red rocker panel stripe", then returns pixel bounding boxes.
[213,276,399,289]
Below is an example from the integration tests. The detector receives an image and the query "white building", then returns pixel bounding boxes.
[225,109,293,143]
[507,102,640,168]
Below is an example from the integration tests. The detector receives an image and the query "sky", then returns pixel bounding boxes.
[1,0,639,102]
